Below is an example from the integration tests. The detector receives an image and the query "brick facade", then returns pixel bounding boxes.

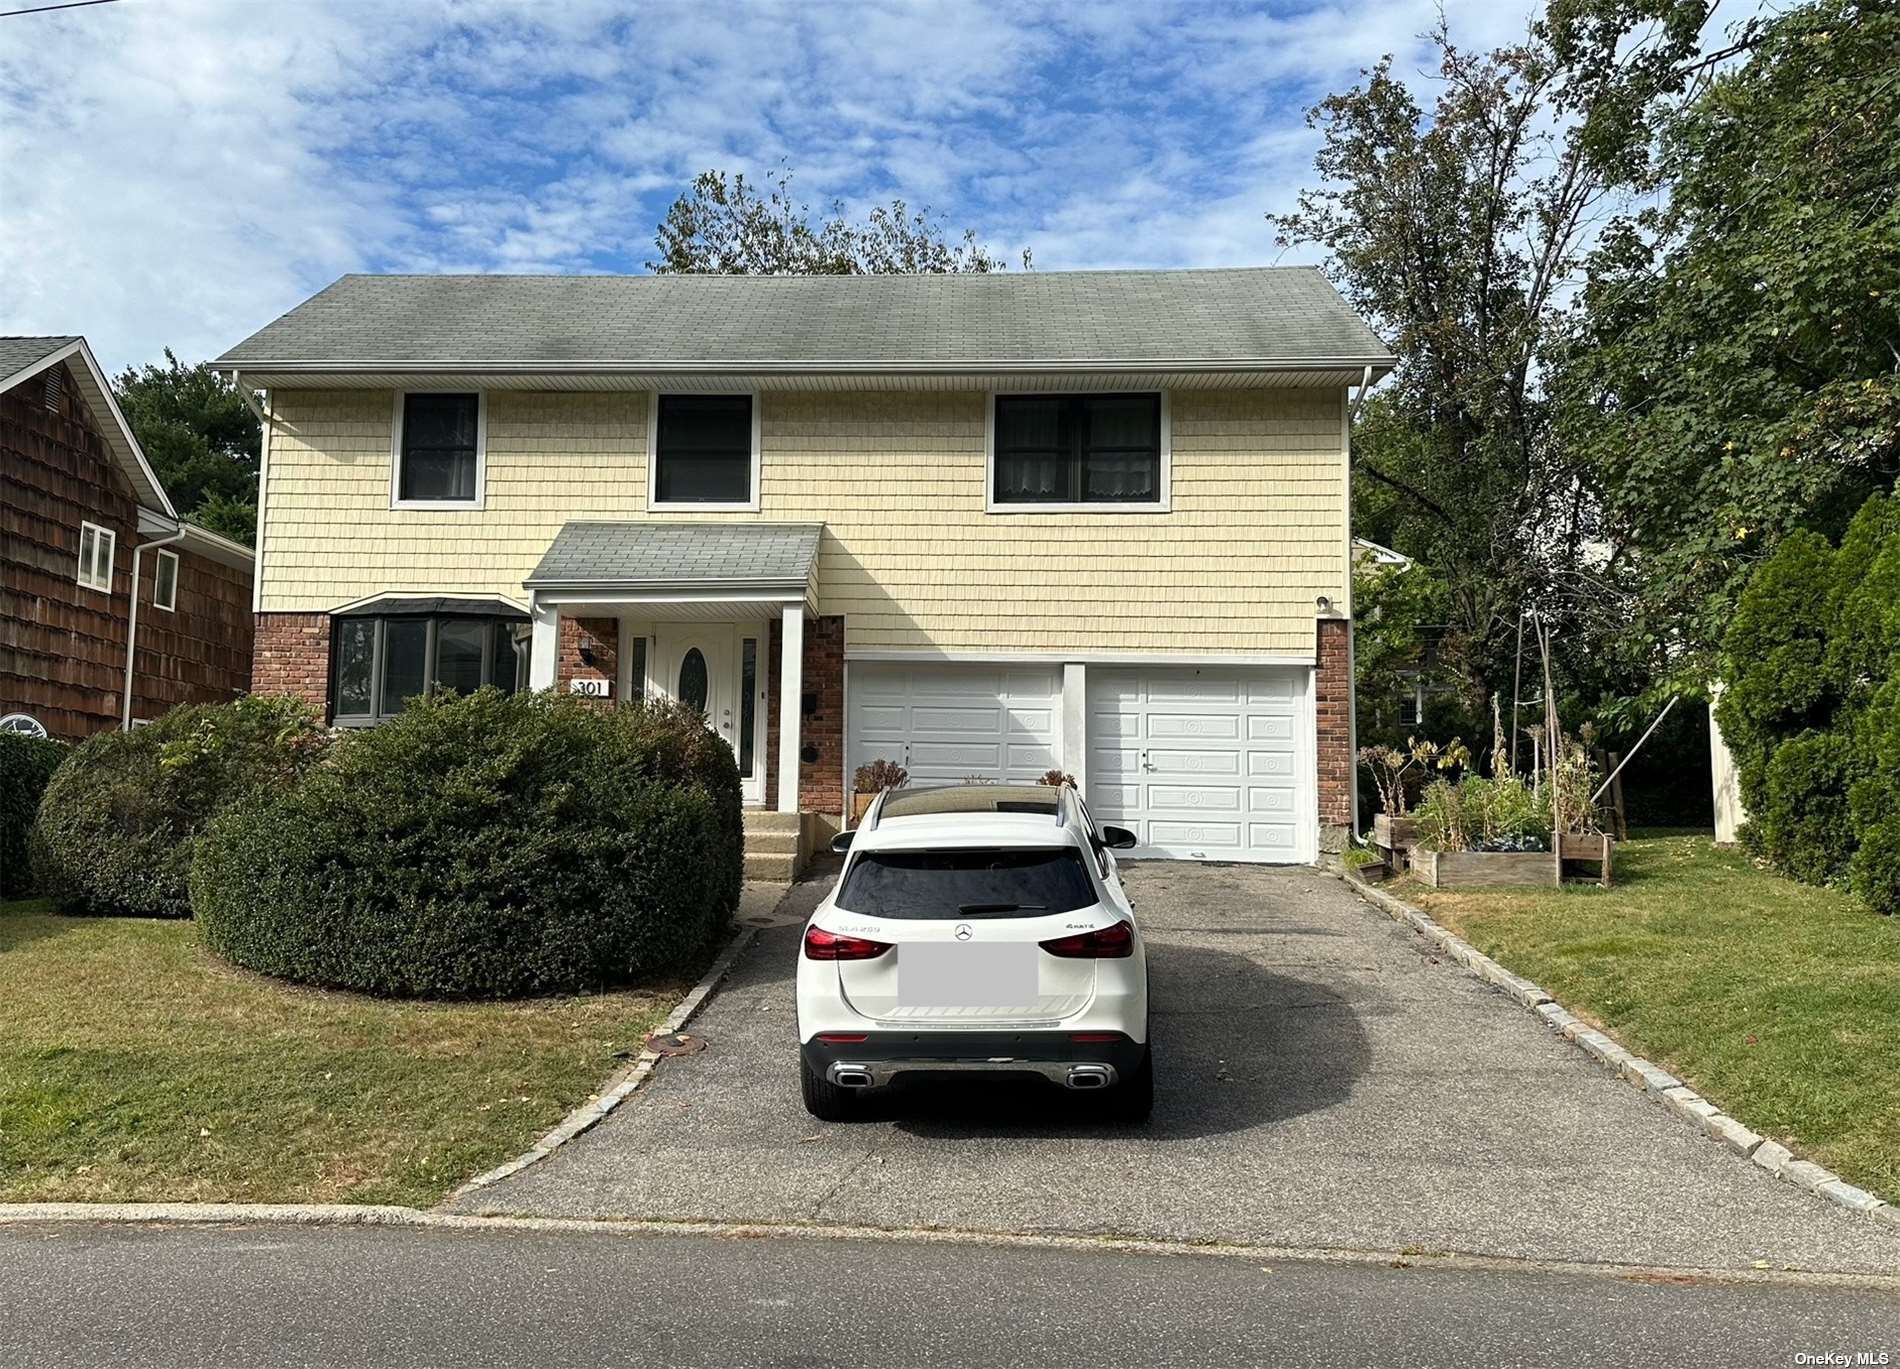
[1315,616,1354,840]
[252,611,330,713]
[557,616,618,698]
[765,614,845,816]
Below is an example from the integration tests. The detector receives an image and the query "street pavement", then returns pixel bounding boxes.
[448,860,1900,1275]
[2,1220,1896,1369]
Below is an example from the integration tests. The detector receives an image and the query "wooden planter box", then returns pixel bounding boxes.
[1410,848,1557,889]
[849,790,877,826]
[1559,832,1615,887]
[1371,814,1420,859]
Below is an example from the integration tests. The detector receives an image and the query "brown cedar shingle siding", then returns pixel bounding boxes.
[0,362,254,738]
[0,362,140,738]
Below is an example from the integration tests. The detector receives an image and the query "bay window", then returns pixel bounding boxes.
[330,605,530,725]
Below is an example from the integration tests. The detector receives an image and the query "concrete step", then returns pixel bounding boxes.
[742,810,802,834]
[744,830,801,856]
[744,850,799,882]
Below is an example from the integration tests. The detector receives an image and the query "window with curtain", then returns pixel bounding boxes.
[993,394,1162,505]
[397,393,481,503]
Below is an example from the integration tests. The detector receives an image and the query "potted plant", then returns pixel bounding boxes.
[850,758,908,825]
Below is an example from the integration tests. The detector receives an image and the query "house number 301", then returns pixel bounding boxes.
[569,678,612,698]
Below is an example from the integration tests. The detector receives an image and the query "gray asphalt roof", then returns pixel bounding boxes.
[0,336,78,380]
[526,521,823,587]
[214,269,1392,369]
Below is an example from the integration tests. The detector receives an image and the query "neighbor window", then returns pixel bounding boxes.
[652,394,755,506]
[394,392,482,505]
[153,549,179,612]
[992,393,1164,506]
[76,521,115,592]
[330,612,529,724]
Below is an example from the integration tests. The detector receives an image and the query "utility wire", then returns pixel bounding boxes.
[0,0,120,16]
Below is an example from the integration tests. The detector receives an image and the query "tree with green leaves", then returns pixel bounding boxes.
[1270,5,1713,727]
[1559,0,1900,673]
[113,350,260,544]
[650,168,1027,275]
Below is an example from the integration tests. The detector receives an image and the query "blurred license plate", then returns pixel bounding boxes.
[898,943,1036,1008]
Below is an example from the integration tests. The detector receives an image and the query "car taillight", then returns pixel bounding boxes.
[803,925,891,961]
[1038,920,1134,959]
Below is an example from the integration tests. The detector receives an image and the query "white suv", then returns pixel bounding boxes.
[795,782,1151,1123]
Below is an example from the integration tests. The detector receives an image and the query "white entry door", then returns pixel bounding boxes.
[654,625,767,805]
[1087,666,1314,863]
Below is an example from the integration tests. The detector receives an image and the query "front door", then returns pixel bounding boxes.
[655,624,767,805]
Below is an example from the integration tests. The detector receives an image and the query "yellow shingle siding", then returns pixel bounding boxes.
[260,387,1347,655]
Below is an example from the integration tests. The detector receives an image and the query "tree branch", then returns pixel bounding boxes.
[1357,460,1458,525]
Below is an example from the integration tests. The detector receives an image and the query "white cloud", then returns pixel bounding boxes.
[0,0,1769,372]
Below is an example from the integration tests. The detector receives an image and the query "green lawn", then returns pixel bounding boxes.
[1400,833,1900,1203]
[0,899,679,1207]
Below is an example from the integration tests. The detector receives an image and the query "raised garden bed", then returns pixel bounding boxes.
[1411,847,1556,889]
[1371,813,1420,861]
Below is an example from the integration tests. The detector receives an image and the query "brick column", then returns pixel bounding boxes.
[252,612,329,715]
[557,616,618,701]
[765,614,844,817]
[1316,617,1354,847]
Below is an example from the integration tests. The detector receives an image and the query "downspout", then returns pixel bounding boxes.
[1344,365,1373,839]
[121,525,187,729]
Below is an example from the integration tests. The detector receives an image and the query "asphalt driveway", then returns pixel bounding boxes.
[448,861,1900,1274]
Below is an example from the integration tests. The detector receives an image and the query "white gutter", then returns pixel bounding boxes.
[212,355,1400,377]
[1346,364,1375,422]
[121,525,187,729]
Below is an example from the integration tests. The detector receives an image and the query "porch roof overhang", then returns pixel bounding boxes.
[524,521,821,615]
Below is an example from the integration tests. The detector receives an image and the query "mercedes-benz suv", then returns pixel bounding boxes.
[795,782,1151,1122]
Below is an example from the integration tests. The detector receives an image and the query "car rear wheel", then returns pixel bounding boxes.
[801,1051,856,1121]
[1104,1045,1153,1123]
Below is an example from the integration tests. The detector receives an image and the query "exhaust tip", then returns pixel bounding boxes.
[1066,1065,1112,1090]
[831,1067,875,1089]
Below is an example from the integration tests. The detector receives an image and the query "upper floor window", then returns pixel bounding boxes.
[392,392,484,508]
[990,393,1168,511]
[77,521,115,592]
[330,608,530,726]
[153,549,179,612]
[651,394,758,509]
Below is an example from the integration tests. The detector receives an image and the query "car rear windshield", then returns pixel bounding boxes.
[834,847,1099,918]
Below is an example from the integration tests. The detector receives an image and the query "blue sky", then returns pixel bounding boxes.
[0,0,1745,372]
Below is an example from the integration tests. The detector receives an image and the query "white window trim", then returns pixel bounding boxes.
[646,390,763,513]
[153,548,179,612]
[389,391,487,511]
[985,389,1171,514]
[76,520,115,592]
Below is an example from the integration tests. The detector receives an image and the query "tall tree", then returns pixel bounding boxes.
[1270,4,1711,723]
[1558,0,1900,675]
[651,168,1027,275]
[113,350,260,545]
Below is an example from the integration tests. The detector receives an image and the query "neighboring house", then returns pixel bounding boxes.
[213,268,1394,863]
[0,336,255,740]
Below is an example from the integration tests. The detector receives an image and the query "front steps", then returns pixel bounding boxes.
[743,810,812,882]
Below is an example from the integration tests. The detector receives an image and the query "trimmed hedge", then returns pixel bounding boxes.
[0,732,68,899]
[1717,490,1900,913]
[192,690,743,998]
[29,696,329,918]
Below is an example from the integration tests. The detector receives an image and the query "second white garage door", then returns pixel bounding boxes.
[847,663,1062,787]
[1087,667,1314,863]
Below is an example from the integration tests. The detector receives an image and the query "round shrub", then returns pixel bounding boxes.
[0,732,68,899]
[29,696,328,917]
[1756,730,1855,886]
[192,690,743,998]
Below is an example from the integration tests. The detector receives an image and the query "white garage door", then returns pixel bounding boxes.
[848,663,1062,787]
[1087,667,1313,863]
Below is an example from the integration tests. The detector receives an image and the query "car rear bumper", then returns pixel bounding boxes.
[801,1030,1146,1091]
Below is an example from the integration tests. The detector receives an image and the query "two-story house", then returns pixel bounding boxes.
[2,336,255,740]
[213,269,1392,863]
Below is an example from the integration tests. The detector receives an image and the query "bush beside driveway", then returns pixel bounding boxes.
[1405,831,1900,1206]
